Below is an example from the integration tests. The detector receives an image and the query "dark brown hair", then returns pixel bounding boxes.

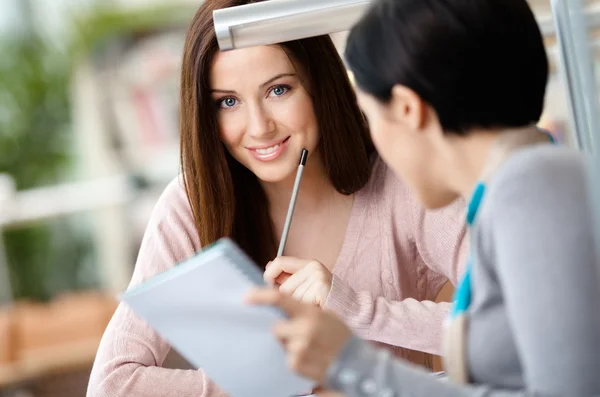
[345,0,548,135]
[180,0,374,268]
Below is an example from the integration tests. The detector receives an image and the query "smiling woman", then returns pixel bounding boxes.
[210,49,320,182]
[179,7,375,268]
[87,0,469,396]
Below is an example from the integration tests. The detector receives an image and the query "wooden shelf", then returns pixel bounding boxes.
[0,291,116,389]
[0,338,101,388]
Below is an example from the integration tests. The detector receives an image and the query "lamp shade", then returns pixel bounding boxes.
[213,0,371,51]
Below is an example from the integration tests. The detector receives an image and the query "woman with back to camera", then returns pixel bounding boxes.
[248,0,600,396]
[87,0,469,396]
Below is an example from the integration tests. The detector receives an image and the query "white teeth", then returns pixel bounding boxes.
[255,144,280,155]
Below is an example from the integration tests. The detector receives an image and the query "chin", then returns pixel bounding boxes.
[245,150,308,184]
[231,140,314,184]
[248,164,298,184]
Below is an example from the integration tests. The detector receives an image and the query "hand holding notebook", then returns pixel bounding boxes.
[120,238,316,397]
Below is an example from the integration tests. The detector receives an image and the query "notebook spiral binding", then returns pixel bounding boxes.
[217,238,267,287]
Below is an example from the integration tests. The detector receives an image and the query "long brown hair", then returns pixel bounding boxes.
[180,0,374,268]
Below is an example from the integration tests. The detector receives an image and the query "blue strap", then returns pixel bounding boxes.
[451,260,473,315]
[450,183,484,317]
[466,183,486,226]
[449,130,556,318]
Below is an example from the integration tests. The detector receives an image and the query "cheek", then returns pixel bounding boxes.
[368,120,394,157]
[369,122,423,192]
[393,144,449,209]
[218,113,244,150]
[285,94,318,134]
[369,125,385,148]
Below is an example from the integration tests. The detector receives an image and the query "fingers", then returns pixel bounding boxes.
[264,257,307,283]
[273,318,301,339]
[291,280,312,302]
[274,272,291,286]
[279,266,311,296]
[245,288,307,317]
[273,318,320,348]
[245,288,281,305]
[264,261,279,285]
[263,261,279,284]
[305,282,324,306]
[285,336,327,384]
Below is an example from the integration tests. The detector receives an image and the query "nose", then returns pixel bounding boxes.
[246,102,276,139]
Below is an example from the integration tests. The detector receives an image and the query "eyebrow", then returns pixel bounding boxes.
[211,73,296,94]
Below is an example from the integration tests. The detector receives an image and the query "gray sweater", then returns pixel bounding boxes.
[326,145,600,397]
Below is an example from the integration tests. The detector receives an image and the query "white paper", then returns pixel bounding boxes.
[121,239,315,397]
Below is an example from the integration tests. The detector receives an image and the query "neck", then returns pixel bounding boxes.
[447,125,545,199]
[261,153,336,221]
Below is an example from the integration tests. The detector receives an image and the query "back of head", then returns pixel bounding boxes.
[180,0,372,265]
[345,0,549,134]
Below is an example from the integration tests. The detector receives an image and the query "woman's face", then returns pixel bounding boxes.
[210,45,319,184]
[356,87,458,209]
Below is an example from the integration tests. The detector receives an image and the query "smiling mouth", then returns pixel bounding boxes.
[250,136,290,155]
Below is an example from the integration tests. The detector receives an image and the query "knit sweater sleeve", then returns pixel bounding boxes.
[87,177,229,397]
[324,165,468,355]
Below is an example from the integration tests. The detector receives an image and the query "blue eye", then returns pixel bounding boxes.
[219,97,238,109]
[269,85,290,97]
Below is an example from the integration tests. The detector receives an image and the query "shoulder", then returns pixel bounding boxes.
[359,154,419,225]
[130,175,200,284]
[143,174,200,254]
[146,175,194,231]
[365,154,413,202]
[480,145,593,249]
[495,144,586,184]
[487,145,590,211]
[367,154,466,219]
[478,146,599,300]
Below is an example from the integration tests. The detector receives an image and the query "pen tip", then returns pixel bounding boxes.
[300,149,308,166]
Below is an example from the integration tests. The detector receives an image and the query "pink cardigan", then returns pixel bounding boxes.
[87,157,468,397]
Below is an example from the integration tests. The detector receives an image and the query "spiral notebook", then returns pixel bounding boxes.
[120,238,315,397]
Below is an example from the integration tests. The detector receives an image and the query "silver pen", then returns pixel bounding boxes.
[277,149,308,257]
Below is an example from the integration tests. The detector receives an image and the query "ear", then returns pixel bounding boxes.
[388,85,427,131]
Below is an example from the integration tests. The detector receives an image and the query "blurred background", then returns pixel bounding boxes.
[0,0,595,396]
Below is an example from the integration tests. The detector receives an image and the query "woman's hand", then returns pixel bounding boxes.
[246,288,352,384]
[264,257,333,307]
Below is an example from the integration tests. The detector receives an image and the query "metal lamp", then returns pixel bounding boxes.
[213,0,371,51]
